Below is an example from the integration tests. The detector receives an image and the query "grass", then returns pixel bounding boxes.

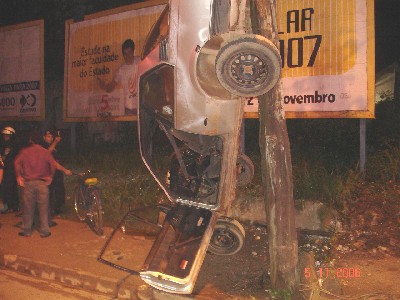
[60,136,399,227]
[292,160,367,211]
[59,98,400,226]
[366,144,400,182]
[62,144,163,227]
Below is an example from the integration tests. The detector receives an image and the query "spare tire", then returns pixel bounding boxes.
[208,218,245,255]
[215,34,281,97]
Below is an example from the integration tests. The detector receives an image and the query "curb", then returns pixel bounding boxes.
[0,251,133,299]
[0,251,195,300]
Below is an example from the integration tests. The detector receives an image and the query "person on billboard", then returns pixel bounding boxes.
[97,38,139,115]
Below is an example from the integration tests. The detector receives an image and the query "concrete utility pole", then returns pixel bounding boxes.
[251,0,299,291]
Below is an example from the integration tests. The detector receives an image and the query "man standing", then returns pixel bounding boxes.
[14,130,57,238]
[41,129,67,215]
[98,38,139,115]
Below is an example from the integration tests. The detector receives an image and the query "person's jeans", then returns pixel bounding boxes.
[22,180,50,235]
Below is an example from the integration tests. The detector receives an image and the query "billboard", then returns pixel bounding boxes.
[244,0,375,119]
[0,20,44,121]
[64,0,167,122]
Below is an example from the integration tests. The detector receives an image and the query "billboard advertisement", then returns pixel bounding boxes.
[64,0,167,122]
[0,20,44,121]
[244,0,375,119]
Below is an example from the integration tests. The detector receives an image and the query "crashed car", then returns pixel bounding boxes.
[99,0,281,294]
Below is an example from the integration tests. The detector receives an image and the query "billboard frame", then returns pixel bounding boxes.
[0,19,45,121]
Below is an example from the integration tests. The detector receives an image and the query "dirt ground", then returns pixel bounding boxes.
[196,180,400,299]
[324,180,400,299]
[2,179,398,299]
[196,224,270,299]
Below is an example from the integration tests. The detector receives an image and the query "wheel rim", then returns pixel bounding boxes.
[229,53,268,88]
[215,34,282,97]
[236,154,254,186]
[211,227,238,251]
[88,191,103,235]
[74,187,86,221]
[208,218,245,255]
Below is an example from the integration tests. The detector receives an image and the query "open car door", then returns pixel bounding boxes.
[137,62,223,293]
[140,204,217,294]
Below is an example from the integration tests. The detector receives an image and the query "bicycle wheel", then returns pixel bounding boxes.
[73,186,86,221]
[88,189,104,236]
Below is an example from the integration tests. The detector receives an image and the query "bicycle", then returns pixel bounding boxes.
[73,170,104,236]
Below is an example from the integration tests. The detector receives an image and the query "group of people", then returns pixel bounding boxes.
[0,127,71,238]
[0,39,138,237]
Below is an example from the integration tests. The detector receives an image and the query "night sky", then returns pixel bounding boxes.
[374,0,400,71]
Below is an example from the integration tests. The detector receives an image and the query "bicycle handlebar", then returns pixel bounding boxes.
[72,170,97,177]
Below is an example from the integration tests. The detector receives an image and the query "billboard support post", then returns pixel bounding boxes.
[360,118,366,175]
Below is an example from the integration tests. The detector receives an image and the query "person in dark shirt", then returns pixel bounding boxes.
[14,130,58,238]
[0,126,19,213]
[41,129,68,216]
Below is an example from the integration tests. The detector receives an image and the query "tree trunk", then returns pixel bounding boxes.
[252,0,299,291]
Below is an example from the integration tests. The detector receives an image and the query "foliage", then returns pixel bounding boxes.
[365,98,400,181]
[292,161,342,206]
[300,164,366,208]
[366,145,400,182]
[287,118,360,170]
[276,98,400,209]
[267,288,293,300]
[245,118,362,209]
[63,144,162,226]
[59,97,400,225]
[368,98,400,150]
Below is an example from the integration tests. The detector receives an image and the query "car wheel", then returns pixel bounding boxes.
[215,34,281,97]
[208,218,245,255]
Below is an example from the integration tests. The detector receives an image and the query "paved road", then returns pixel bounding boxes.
[0,213,155,299]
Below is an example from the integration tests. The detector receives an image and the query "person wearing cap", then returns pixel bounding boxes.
[0,126,19,213]
[14,130,60,238]
[41,129,71,219]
